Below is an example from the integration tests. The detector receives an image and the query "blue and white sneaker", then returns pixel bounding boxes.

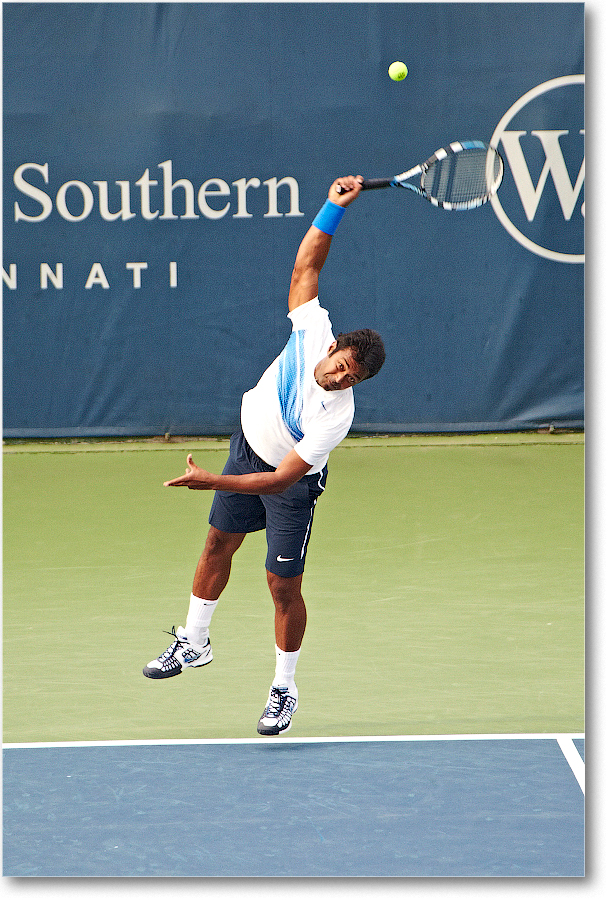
[143,626,212,679]
[257,684,298,735]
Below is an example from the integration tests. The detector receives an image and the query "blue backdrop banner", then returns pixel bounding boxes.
[3,3,584,437]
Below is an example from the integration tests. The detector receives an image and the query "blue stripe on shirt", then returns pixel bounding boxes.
[276,330,305,442]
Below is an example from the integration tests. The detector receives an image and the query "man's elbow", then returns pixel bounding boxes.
[267,475,297,495]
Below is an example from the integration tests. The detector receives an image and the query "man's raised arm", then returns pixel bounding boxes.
[287,175,363,312]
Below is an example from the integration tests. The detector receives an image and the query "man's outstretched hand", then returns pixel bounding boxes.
[164,454,215,490]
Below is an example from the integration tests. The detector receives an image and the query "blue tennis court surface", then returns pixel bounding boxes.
[3,734,584,877]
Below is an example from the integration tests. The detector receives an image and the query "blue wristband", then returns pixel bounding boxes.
[312,199,346,236]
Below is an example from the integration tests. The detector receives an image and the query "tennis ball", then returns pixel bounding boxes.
[388,61,408,81]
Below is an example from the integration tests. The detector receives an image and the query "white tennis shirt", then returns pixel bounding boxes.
[240,297,355,473]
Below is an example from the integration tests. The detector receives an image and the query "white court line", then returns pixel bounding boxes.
[557,735,585,794]
[3,732,584,750]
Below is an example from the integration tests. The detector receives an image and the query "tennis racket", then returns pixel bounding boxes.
[336,140,504,210]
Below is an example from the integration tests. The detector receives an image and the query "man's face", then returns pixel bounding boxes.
[314,341,367,392]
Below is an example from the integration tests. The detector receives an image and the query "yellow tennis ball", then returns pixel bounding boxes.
[388,61,408,81]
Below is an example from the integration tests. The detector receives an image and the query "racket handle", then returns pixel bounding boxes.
[360,178,393,190]
[335,178,392,195]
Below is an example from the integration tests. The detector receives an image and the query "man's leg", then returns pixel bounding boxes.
[143,526,245,679]
[266,571,306,652]
[193,526,247,600]
[256,472,326,735]
[184,526,247,645]
[257,571,305,736]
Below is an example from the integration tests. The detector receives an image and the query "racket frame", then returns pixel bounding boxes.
[351,141,504,210]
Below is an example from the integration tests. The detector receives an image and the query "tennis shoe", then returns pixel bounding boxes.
[143,626,212,679]
[257,684,298,735]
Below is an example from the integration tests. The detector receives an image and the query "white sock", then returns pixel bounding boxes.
[273,645,300,692]
[185,594,218,647]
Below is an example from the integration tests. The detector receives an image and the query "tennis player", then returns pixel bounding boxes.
[143,175,385,735]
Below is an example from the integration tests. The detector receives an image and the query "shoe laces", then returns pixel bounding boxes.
[265,686,289,717]
[158,626,186,660]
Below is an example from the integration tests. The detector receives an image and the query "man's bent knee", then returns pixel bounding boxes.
[267,570,303,605]
[204,526,246,558]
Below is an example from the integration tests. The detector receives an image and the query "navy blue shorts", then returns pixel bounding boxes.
[208,429,328,578]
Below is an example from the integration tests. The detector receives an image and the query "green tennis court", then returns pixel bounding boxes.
[3,433,584,744]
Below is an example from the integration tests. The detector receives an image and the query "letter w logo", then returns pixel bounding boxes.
[500,130,585,221]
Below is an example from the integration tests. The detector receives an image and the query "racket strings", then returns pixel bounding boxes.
[423,148,501,205]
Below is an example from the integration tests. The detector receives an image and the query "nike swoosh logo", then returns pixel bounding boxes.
[277,555,295,562]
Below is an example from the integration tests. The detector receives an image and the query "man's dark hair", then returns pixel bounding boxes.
[333,329,386,381]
